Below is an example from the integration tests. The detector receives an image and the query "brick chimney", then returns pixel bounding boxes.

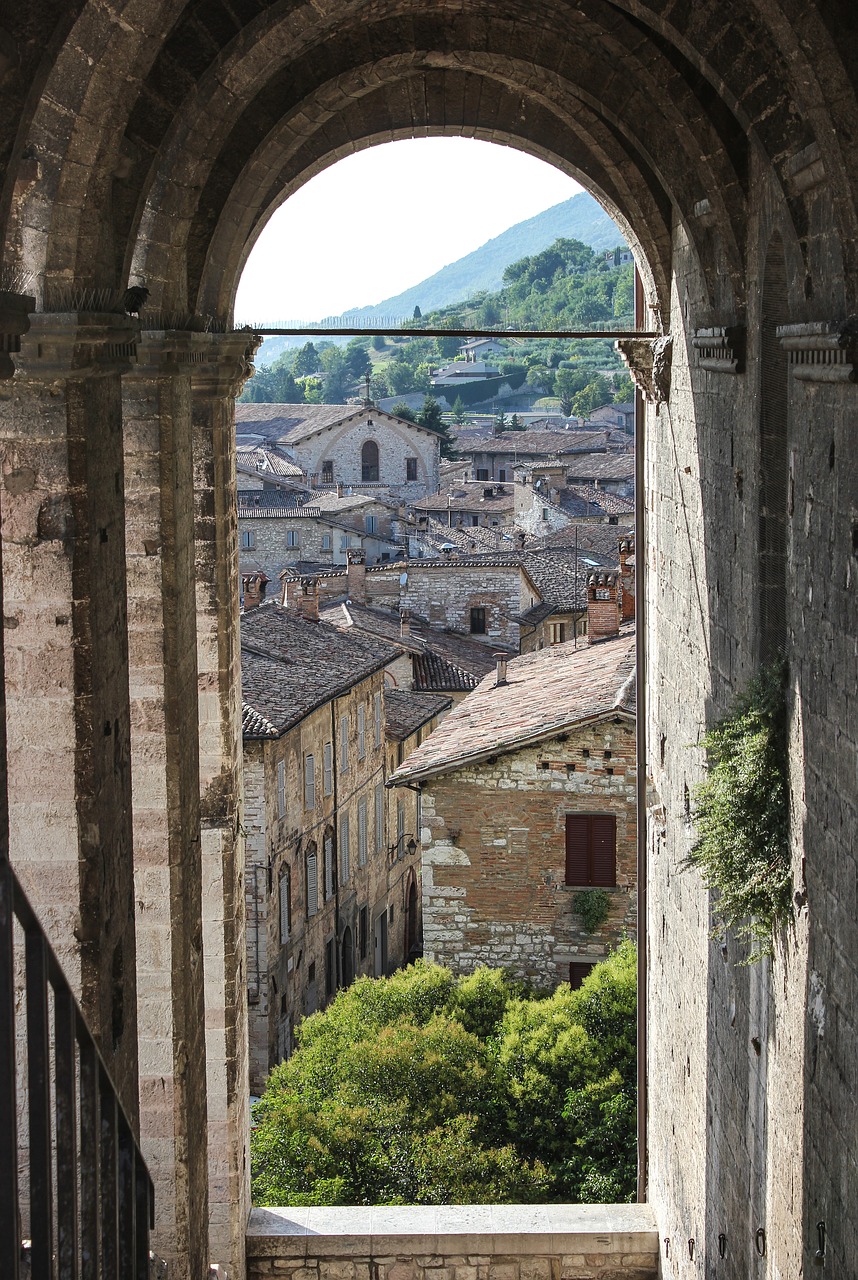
[587,572,621,643]
[618,536,635,622]
[281,577,301,610]
[242,572,269,611]
[400,607,411,638]
[346,547,366,604]
[336,482,344,498]
[297,576,319,622]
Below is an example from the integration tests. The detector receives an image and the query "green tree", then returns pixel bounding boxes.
[572,375,613,417]
[452,395,467,424]
[250,948,637,1207]
[371,333,387,351]
[412,305,422,320]
[390,402,418,423]
[345,339,372,380]
[555,365,583,415]
[293,341,320,376]
[417,396,458,459]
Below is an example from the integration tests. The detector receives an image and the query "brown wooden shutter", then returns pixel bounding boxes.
[590,815,617,886]
[565,815,590,884]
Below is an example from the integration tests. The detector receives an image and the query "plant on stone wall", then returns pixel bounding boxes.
[572,888,611,933]
[686,659,791,962]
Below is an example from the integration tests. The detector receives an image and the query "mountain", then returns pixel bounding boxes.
[348,192,624,319]
[255,192,624,364]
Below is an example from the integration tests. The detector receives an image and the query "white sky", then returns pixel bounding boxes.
[235,138,583,323]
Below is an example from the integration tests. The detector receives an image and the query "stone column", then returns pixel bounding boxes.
[0,312,140,1116]
[192,330,260,1277]
[123,332,212,1279]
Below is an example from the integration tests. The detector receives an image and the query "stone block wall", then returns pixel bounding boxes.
[289,413,439,500]
[402,564,524,646]
[246,1205,658,1280]
[419,726,636,987]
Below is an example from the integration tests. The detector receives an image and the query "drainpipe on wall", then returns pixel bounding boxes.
[634,263,649,1203]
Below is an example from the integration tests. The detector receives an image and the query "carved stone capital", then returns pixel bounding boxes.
[616,334,673,403]
[691,325,745,374]
[0,291,35,378]
[191,329,262,399]
[17,311,139,380]
[777,320,858,383]
[132,330,212,376]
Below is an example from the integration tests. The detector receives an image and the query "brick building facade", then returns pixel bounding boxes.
[390,631,636,988]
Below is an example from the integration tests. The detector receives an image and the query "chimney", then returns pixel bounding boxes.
[282,576,301,610]
[346,547,367,604]
[587,572,621,643]
[400,607,411,638]
[242,572,269,611]
[337,482,344,498]
[297,576,319,622]
[618,536,635,622]
[494,653,508,687]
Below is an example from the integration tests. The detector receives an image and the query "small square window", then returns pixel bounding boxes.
[240,529,255,549]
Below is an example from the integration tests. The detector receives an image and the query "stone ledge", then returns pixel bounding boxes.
[246,1203,658,1259]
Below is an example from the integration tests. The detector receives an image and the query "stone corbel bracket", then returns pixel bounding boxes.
[0,291,35,378]
[191,328,263,399]
[691,325,745,374]
[17,311,139,380]
[616,334,673,404]
[777,320,858,383]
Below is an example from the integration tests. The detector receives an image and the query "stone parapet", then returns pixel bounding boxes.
[246,1205,658,1280]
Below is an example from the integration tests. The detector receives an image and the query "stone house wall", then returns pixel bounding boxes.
[402,564,526,646]
[417,721,636,988]
[238,511,401,579]
[288,412,440,501]
[245,672,430,1090]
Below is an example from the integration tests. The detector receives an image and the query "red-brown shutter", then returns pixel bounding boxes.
[590,815,617,886]
[565,815,589,884]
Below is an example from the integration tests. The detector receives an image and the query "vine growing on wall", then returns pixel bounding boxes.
[686,659,791,963]
[573,888,611,933]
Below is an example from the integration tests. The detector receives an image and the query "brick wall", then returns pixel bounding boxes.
[419,724,636,987]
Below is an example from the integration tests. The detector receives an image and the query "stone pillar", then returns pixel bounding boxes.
[192,331,260,1277]
[123,332,212,1279]
[0,312,140,1116]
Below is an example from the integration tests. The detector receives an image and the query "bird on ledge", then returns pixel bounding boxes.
[122,284,149,317]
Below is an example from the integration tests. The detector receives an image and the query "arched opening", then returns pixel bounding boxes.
[361,438,379,482]
[405,874,420,961]
[341,925,354,988]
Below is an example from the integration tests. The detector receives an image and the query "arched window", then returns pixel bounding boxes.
[341,926,354,988]
[361,439,379,482]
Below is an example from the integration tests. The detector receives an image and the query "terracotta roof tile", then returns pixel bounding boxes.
[383,690,452,741]
[389,630,636,783]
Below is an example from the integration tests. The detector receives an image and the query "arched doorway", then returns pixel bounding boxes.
[405,872,420,962]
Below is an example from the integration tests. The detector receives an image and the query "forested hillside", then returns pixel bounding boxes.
[240,236,634,418]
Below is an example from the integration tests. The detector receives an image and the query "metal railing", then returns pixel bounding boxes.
[0,857,153,1280]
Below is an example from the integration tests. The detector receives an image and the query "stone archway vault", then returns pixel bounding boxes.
[0,4,857,1279]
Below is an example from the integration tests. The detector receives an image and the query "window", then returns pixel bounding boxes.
[277,759,286,818]
[240,529,255,549]
[321,533,332,550]
[361,439,379,482]
[278,868,291,944]
[365,515,377,534]
[373,691,382,747]
[470,606,486,634]
[359,906,368,959]
[357,796,368,866]
[357,705,366,758]
[498,469,507,482]
[306,845,319,917]
[406,457,418,482]
[542,507,550,521]
[286,530,299,548]
[323,741,333,796]
[324,833,335,901]
[565,814,617,886]
[569,961,595,990]
[471,515,479,527]
[304,753,315,809]
[340,534,353,551]
[321,460,333,483]
[548,622,566,645]
[476,468,489,481]
[375,783,384,854]
[340,812,350,885]
[340,713,349,772]
[325,937,336,997]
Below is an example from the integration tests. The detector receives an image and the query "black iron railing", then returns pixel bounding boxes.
[0,857,153,1280]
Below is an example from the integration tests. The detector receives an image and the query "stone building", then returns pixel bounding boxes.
[389,630,636,988]
[235,402,440,500]
[2,6,858,1280]
[241,599,443,1090]
[460,430,610,482]
[238,502,402,580]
